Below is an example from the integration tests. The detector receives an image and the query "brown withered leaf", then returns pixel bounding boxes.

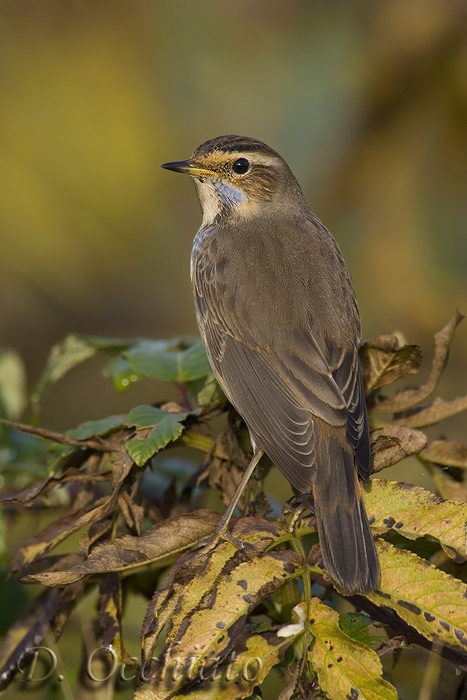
[111,444,138,485]
[141,518,283,669]
[419,440,467,468]
[394,395,467,429]
[0,465,110,508]
[433,476,467,504]
[363,479,467,561]
[141,556,187,672]
[370,425,427,472]
[0,476,58,507]
[12,448,135,575]
[0,581,86,692]
[198,426,250,507]
[11,496,114,574]
[359,336,422,394]
[95,573,133,665]
[79,515,114,556]
[373,312,464,413]
[118,491,144,534]
[26,510,222,587]
[20,552,85,582]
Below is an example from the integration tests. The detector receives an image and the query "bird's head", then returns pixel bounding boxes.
[162,135,304,226]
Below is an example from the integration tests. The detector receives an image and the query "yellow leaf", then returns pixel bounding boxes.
[368,540,467,652]
[306,599,398,700]
[363,479,467,561]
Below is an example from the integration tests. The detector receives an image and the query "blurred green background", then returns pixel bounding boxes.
[0,0,466,430]
[0,1,466,697]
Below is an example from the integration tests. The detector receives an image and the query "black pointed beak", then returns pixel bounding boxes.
[161,160,191,174]
[161,160,215,176]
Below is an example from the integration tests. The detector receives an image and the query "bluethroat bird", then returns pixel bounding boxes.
[162,135,380,594]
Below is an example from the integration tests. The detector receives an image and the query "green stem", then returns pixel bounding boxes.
[289,528,313,689]
[181,430,212,453]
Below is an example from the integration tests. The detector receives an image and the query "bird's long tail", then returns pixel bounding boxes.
[311,424,380,594]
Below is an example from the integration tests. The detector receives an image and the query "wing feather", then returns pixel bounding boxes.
[200,316,316,490]
[332,348,371,479]
[193,225,370,487]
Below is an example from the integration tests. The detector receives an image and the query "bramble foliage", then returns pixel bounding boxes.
[0,314,466,700]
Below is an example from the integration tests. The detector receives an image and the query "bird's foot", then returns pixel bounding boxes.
[198,526,246,554]
[281,495,315,532]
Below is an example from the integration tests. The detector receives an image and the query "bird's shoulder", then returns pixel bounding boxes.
[192,213,360,348]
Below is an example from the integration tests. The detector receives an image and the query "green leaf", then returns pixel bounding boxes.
[197,372,226,407]
[175,339,211,381]
[125,437,159,466]
[124,406,188,466]
[106,354,139,393]
[125,405,163,427]
[125,338,211,383]
[125,340,179,381]
[32,334,132,412]
[339,612,383,647]
[0,348,27,420]
[66,415,124,440]
[307,599,398,700]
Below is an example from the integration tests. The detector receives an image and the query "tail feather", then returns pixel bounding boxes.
[312,424,380,594]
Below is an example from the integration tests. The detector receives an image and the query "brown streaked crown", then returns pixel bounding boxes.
[192,135,281,160]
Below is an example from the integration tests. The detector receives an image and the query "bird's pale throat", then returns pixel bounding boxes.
[194,176,250,225]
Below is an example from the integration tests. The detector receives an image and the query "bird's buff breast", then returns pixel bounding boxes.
[190,223,311,338]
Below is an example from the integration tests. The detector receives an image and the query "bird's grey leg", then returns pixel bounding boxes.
[198,448,264,551]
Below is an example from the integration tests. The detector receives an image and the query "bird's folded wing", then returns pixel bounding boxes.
[194,259,369,485]
[201,311,349,491]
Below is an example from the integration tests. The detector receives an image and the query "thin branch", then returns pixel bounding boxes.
[375,635,408,657]
[0,417,115,452]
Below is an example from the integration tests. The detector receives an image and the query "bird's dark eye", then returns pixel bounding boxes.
[232,158,250,174]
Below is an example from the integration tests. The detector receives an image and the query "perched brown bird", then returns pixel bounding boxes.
[162,135,380,594]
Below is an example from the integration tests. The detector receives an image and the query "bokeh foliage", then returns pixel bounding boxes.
[0,0,465,431]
